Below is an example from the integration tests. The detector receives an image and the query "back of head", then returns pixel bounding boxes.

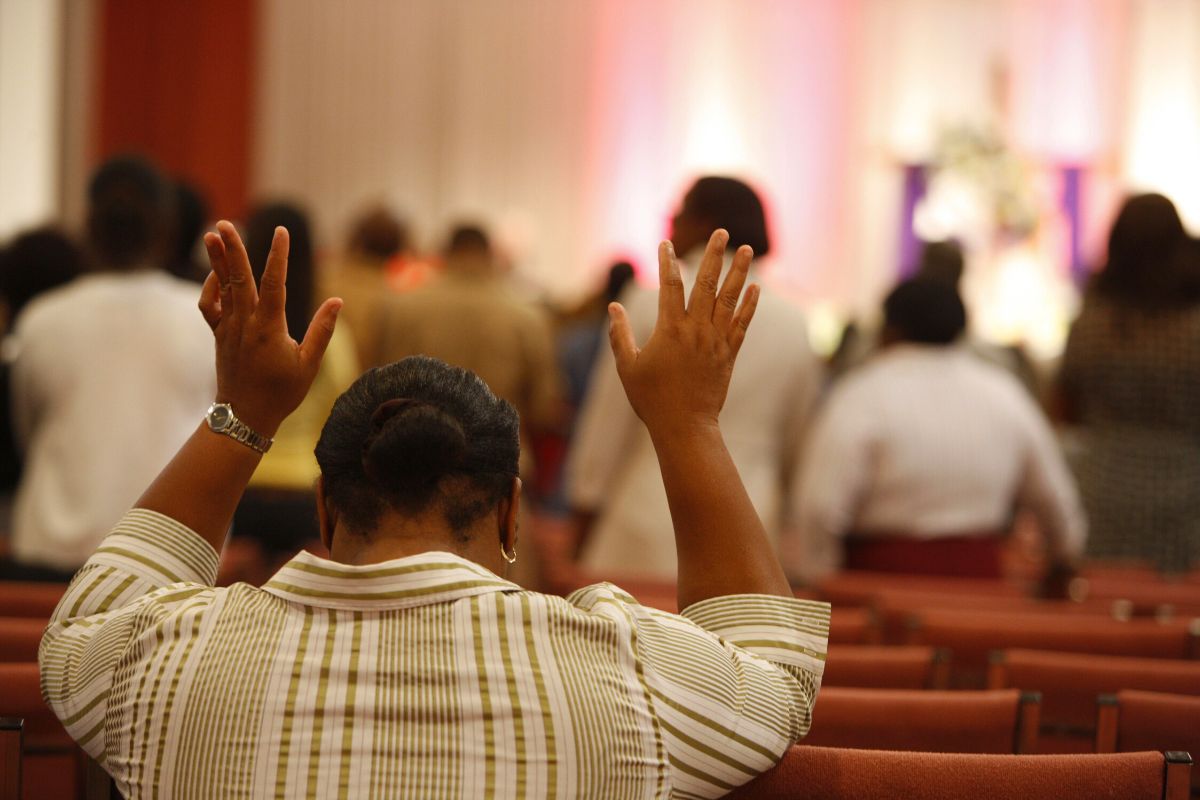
[445,224,491,257]
[87,155,173,270]
[167,180,210,281]
[245,202,315,342]
[315,356,520,538]
[347,206,408,262]
[883,278,967,345]
[914,240,965,288]
[604,261,635,304]
[1096,193,1200,309]
[683,177,771,256]
[0,228,86,321]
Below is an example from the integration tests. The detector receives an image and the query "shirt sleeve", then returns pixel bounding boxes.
[569,584,829,798]
[1012,393,1088,561]
[782,386,872,583]
[38,509,219,761]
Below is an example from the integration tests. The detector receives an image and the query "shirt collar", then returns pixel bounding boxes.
[261,549,521,611]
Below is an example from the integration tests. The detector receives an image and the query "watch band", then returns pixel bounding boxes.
[205,402,273,454]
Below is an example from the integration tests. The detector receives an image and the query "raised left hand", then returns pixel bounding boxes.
[199,220,341,436]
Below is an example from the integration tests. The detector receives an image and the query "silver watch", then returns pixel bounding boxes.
[205,403,273,454]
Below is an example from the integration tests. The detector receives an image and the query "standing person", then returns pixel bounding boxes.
[567,177,820,581]
[1059,193,1200,574]
[376,224,563,482]
[788,278,1085,585]
[4,156,215,579]
[232,203,359,577]
[321,205,413,367]
[39,223,828,797]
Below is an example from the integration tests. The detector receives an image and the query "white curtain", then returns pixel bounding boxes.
[253,0,1200,315]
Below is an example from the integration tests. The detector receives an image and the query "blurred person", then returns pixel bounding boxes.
[322,204,417,366]
[231,202,359,577]
[1,155,214,580]
[0,227,87,331]
[0,229,87,497]
[537,260,636,512]
[559,260,636,410]
[166,179,210,283]
[40,223,828,797]
[829,239,1037,392]
[376,223,562,482]
[787,278,1084,585]
[1059,193,1200,574]
[567,177,820,581]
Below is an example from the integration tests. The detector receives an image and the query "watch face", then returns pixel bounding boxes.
[209,404,233,431]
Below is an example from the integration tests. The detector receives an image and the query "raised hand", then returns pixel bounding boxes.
[608,229,759,438]
[199,220,341,436]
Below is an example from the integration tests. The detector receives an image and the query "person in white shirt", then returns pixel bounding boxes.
[786,278,1085,586]
[5,156,215,577]
[567,177,821,582]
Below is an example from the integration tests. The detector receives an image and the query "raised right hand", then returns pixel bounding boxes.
[607,229,759,438]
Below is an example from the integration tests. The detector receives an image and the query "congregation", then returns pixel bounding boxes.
[0,152,1198,799]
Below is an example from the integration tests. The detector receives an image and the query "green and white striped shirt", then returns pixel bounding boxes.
[40,509,829,798]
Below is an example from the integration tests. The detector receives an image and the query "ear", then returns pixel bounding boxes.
[500,476,521,552]
[315,476,337,554]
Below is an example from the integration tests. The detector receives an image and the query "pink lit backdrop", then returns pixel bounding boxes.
[253,0,1200,347]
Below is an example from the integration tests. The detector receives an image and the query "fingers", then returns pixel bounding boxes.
[657,240,685,324]
[256,226,289,323]
[712,244,753,330]
[728,284,761,357]
[298,297,343,370]
[204,231,229,289]
[198,270,222,332]
[686,229,729,319]
[607,302,638,370]
[216,220,258,317]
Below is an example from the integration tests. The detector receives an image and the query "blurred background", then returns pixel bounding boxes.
[1,0,1199,356]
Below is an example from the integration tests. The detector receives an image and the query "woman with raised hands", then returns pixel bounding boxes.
[39,222,828,798]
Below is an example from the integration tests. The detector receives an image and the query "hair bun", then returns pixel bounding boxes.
[361,398,468,493]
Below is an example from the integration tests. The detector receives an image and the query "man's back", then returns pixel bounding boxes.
[376,273,560,431]
[569,271,819,581]
[10,272,214,569]
[789,345,1084,578]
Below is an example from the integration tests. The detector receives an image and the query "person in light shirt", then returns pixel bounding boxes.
[5,156,214,579]
[786,277,1085,586]
[568,177,821,582]
[40,224,828,798]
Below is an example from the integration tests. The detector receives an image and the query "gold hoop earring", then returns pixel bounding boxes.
[500,541,517,565]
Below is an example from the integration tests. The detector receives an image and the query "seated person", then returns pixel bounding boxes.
[786,278,1085,584]
[40,224,828,798]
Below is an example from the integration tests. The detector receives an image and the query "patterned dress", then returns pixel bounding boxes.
[1061,296,1200,573]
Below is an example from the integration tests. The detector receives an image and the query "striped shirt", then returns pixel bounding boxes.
[40,509,829,799]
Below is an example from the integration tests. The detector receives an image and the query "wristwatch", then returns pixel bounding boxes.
[205,402,273,454]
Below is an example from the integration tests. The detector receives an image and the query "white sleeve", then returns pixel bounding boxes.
[1013,395,1087,561]
[781,387,873,583]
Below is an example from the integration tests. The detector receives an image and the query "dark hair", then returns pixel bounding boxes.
[245,202,315,342]
[604,261,635,304]
[883,278,967,345]
[348,206,408,261]
[1093,193,1200,309]
[167,180,210,282]
[446,225,490,255]
[0,228,86,320]
[87,154,173,269]
[315,356,520,537]
[683,177,771,256]
[914,240,965,288]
